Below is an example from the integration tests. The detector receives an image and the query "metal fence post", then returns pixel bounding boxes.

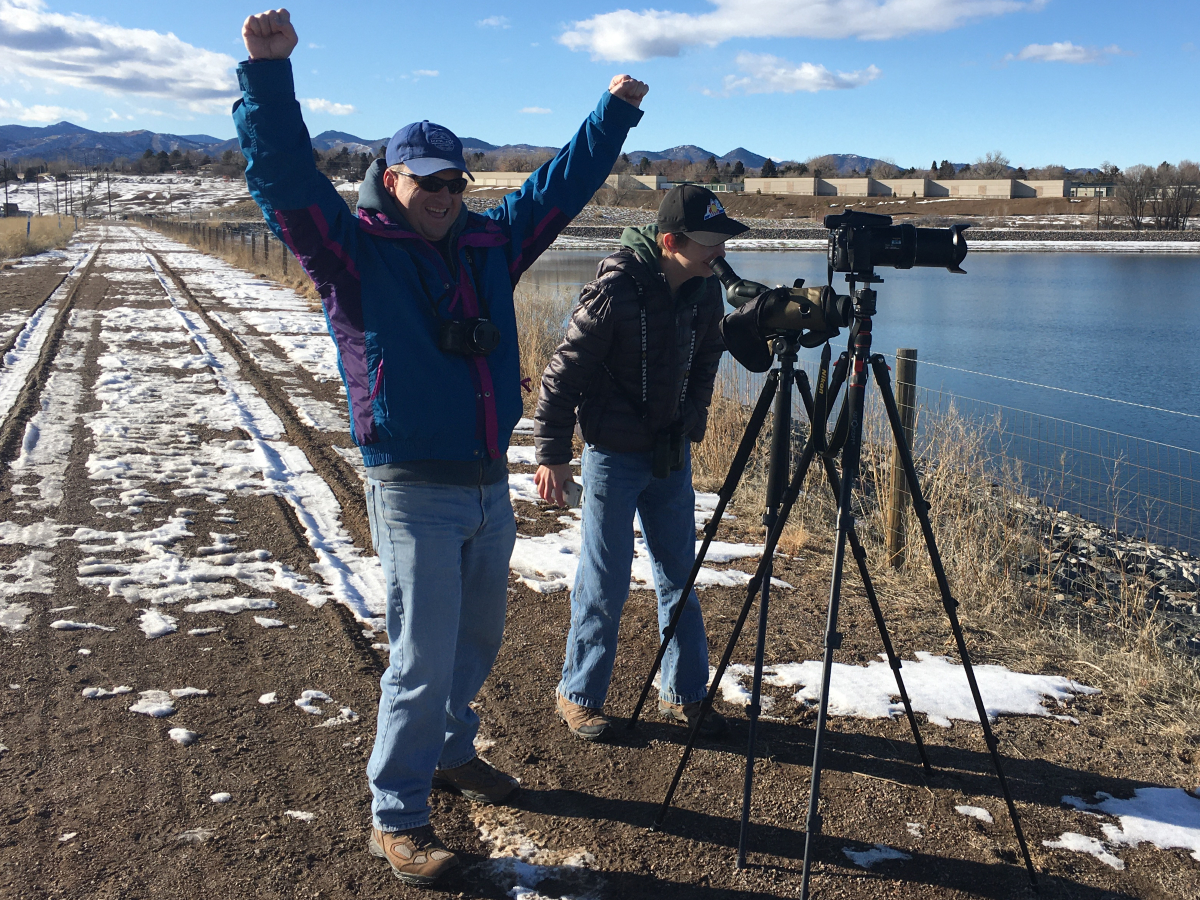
[887,348,919,568]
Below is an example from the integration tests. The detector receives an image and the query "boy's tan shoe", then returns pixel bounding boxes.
[556,692,613,741]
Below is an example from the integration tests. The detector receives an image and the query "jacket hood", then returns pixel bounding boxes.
[356,158,469,237]
[620,223,714,305]
[620,224,662,275]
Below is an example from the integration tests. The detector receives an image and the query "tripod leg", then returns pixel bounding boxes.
[737,558,772,867]
[800,337,871,900]
[796,374,932,775]
[868,355,1038,888]
[628,371,779,729]
[654,396,821,830]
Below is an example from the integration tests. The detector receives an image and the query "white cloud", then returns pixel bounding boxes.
[104,107,133,121]
[477,15,510,28]
[712,52,881,95]
[559,0,1043,61]
[307,42,324,49]
[519,106,552,114]
[0,0,237,112]
[412,69,439,77]
[1006,41,1121,64]
[302,97,356,116]
[0,96,85,122]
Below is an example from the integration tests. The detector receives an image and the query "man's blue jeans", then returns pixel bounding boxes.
[558,443,710,709]
[364,477,516,832]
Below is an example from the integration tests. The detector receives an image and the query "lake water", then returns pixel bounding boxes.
[525,248,1200,550]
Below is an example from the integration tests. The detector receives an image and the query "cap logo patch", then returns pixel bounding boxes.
[703,198,725,220]
[427,128,457,151]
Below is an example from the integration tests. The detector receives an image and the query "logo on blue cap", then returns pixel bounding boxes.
[385,120,472,179]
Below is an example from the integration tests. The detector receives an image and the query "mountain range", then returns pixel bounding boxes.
[0,121,919,176]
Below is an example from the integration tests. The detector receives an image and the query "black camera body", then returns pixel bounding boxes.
[825,209,968,276]
[438,318,501,357]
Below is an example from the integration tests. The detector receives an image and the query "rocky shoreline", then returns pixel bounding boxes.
[1009,499,1200,659]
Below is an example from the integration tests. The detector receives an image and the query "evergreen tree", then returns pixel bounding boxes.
[760,158,777,178]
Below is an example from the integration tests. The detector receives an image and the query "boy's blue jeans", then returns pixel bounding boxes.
[557,443,710,709]
[364,477,516,832]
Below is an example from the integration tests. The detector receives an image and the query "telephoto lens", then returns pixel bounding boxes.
[825,210,968,275]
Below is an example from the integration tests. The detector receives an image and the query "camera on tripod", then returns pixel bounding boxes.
[825,209,968,277]
[438,317,501,356]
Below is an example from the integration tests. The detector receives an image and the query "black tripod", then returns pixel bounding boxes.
[627,279,1038,895]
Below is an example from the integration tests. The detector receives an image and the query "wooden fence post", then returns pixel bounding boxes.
[886,348,918,568]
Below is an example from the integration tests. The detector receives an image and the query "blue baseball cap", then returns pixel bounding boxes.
[385,120,474,180]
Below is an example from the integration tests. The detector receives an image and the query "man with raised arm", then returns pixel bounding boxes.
[235,8,646,886]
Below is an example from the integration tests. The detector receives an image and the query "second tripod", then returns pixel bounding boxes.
[628,279,1038,897]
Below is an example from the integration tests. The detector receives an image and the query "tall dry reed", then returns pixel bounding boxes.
[513,281,577,418]
[0,215,77,262]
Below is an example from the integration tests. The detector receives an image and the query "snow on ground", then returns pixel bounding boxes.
[715,652,1098,726]
[842,843,911,868]
[955,805,994,823]
[0,174,360,219]
[1043,832,1126,870]
[1057,788,1200,865]
[472,807,600,900]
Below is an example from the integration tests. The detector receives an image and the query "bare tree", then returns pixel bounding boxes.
[972,150,1010,179]
[1149,161,1200,230]
[1116,164,1155,230]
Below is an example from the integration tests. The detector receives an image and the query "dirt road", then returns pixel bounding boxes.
[0,226,1195,900]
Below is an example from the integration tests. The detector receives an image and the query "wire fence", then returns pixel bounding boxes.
[757,354,1200,559]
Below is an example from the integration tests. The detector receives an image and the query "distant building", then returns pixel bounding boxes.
[742,177,1074,199]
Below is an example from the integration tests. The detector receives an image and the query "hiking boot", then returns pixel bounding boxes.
[432,755,519,804]
[556,692,613,741]
[659,699,728,738]
[369,825,459,885]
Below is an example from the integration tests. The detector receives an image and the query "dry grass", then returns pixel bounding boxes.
[133,216,319,302]
[513,282,577,418]
[0,215,77,262]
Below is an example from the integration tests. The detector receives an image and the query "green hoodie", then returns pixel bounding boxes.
[619,224,714,305]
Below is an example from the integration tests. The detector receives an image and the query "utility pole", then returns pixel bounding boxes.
[54,175,59,215]
[3,158,9,211]
[35,174,40,216]
[107,173,112,217]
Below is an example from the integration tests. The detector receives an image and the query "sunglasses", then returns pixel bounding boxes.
[397,171,469,195]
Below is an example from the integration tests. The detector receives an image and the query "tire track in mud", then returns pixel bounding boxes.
[0,244,101,466]
[137,242,384,671]
[142,246,371,553]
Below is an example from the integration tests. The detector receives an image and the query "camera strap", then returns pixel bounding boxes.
[602,274,649,418]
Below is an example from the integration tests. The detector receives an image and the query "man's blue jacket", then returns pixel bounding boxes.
[233,59,642,478]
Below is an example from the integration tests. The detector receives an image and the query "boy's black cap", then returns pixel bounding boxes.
[657,184,749,246]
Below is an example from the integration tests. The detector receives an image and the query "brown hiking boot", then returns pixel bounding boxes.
[659,699,728,738]
[432,755,519,804]
[556,692,613,741]
[369,825,459,885]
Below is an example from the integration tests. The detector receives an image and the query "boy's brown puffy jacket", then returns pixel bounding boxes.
[533,225,726,466]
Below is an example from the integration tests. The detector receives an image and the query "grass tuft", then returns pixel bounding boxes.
[0,216,77,262]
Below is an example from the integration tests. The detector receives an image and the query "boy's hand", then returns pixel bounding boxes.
[535,464,574,507]
[243,8,298,60]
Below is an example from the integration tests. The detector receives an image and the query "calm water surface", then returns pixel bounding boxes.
[527,250,1200,452]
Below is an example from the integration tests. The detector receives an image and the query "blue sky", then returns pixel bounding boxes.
[0,0,1196,169]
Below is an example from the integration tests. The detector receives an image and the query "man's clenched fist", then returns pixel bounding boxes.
[243,8,298,60]
[608,75,649,109]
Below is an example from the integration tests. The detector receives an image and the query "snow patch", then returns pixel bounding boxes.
[129,690,175,717]
[842,843,911,869]
[169,728,199,746]
[1042,832,1125,870]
